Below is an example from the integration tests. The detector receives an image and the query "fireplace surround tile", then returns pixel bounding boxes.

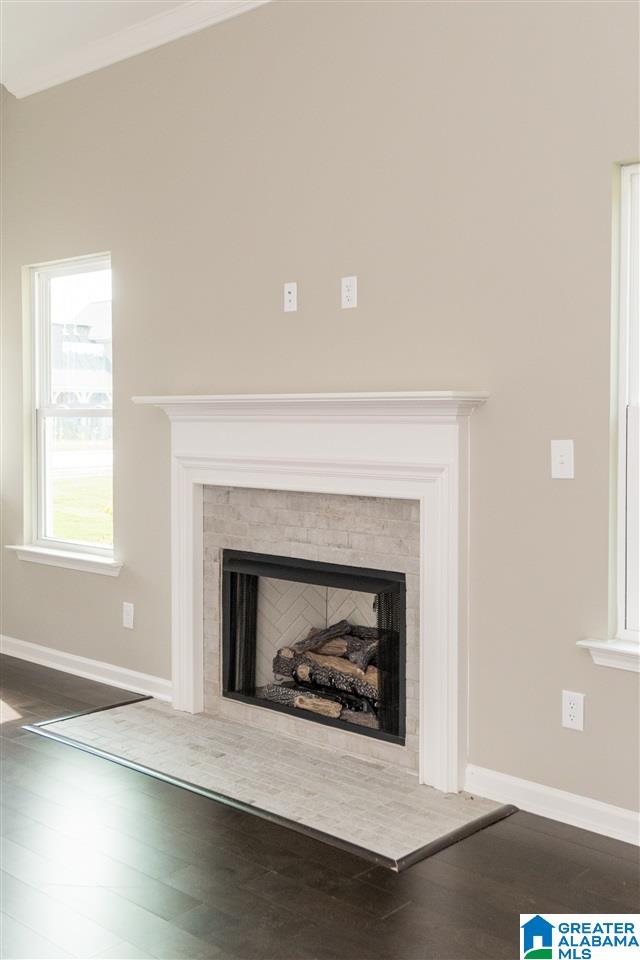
[203,485,420,771]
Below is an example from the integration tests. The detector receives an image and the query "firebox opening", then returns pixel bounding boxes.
[222,550,406,744]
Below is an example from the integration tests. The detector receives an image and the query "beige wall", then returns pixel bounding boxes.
[1,0,638,810]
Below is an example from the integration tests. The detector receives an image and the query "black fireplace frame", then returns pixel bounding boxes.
[221,549,406,745]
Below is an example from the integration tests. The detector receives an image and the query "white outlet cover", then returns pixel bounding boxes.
[283,281,297,313]
[562,689,584,730]
[341,275,357,309]
[551,439,574,479]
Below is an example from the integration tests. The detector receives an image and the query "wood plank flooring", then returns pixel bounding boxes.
[1,654,638,960]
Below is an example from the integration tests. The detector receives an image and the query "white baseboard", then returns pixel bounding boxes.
[3,631,636,845]
[466,764,639,846]
[0,634,172,702]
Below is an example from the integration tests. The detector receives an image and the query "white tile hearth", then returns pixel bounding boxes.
[44,699,507,863]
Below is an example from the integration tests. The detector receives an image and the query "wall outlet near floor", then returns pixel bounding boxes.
[562,689,584,730]
[122,602,135,630]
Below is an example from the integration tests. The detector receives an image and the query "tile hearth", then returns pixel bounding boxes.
[41,698,511,866]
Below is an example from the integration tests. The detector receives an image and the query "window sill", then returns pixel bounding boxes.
[577,638,640,673]
[5,544,122,577]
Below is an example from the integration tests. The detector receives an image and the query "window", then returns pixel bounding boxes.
[616,163,639,642]
[32,254,113,555]
[578,164,639,670]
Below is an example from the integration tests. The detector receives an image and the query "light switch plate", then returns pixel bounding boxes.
[551,439,574,479]
[123,602,134,629]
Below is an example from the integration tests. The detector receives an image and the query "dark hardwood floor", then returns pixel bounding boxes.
[1,654,638,960]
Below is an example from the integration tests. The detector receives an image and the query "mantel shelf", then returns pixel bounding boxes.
[132,391,489,422]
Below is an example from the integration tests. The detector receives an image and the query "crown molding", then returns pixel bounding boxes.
[132,391,489,423]
[6,0,271,99]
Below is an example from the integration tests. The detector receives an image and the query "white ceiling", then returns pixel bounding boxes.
[0,0,269,99]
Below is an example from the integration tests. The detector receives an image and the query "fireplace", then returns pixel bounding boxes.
[222,550,406,743]
[134,390,488,792]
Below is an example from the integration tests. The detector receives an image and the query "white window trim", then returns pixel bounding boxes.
[579,163,639,672]
[577,637,639,673]
[5,543,122,576]
[614,163,639,644]
[5,252,121,576]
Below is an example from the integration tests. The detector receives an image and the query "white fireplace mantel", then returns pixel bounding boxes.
[133,391,488,422]
[134,391,488,794]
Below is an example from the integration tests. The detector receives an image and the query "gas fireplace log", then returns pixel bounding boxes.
[340,708,380,730]
[294,695,342,718]
[272,646,380,702]
[345,635,379,671]
[272,649,298,678]
[260,681,372,714]
[315,636,349,657]
[349,625,382,639]
[305,652,365,678]
[277,632,356,663]
[364,665,379,688]
[272,619,352,673]
[309,685,375,711]
[258,683,343,718]
[293,652,379,701]
[275,624,385,672]
[289,619,352,655]
[294,632,380,668]
[259,682,301,705]
[259,681,332,706]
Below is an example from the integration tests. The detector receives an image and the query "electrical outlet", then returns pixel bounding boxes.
[341,275,357,309]
[123,602,134,630]
[562,689,584,730]
[283,281,297,312]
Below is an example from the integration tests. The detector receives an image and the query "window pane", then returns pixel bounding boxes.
[44,416,113,547]
[49,268,112,407]
[627,405,639,633]
[628,169,639,405]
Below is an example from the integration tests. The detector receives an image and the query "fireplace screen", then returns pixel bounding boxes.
[222,550,406,743]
